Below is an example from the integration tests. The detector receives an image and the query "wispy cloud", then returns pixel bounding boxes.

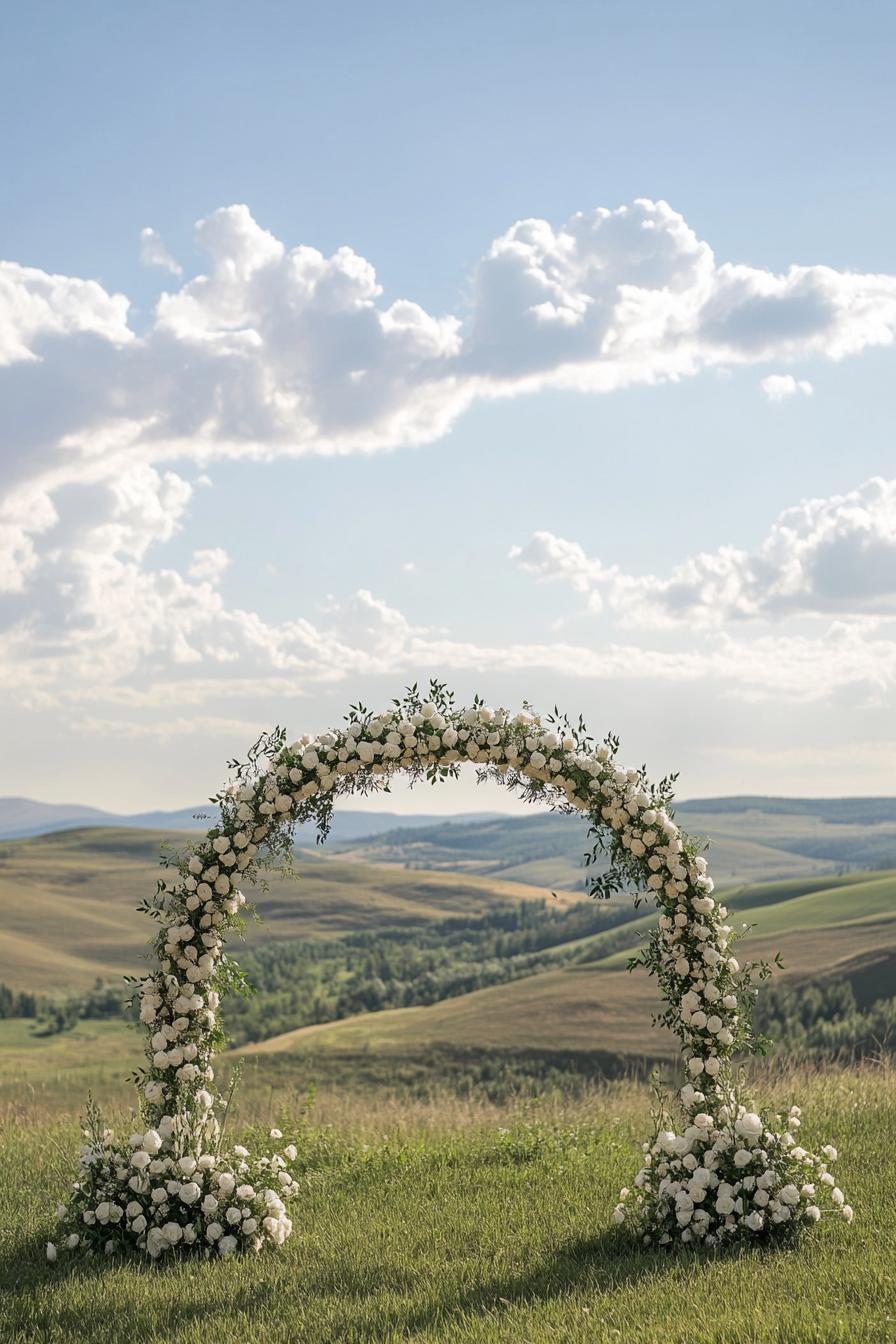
[139,227,183,277]
[760,372,813,401]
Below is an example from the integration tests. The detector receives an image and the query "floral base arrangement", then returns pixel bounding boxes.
[49,683,851,1261]
[49,1100,296,1261]
[615,1095,850,1246]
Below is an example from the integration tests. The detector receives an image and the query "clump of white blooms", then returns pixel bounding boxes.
[50,683,850,1260]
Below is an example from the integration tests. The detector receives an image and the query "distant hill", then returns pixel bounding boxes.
[0,797,507,843]
[241,869,896,1065]
[4,793,895,895]
[0,826,577,992]
[334,797,896,890]
[679,796,896,824]
[1,822,893,1068]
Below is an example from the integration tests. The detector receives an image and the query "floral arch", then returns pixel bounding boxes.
[50,683,850,1262]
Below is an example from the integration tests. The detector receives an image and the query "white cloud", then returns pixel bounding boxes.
[0,260,131,364]
[188,547,230,582]
[73,714,261,741]
[3,198,896,608]
[509,531,609,602]
[3,200,896,726]
[139,227,183,277]
[3,553,894,714]
[512,477,896,625]
[760,373,814,401]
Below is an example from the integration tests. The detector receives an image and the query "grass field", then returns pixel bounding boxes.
[1,830,894,1341]
[0,1066,892,1343]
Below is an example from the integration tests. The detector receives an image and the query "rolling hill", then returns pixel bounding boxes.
[0,827,582,992]
[335,797,896,889]
[1,823,893,1073]
[240,869,896,1065]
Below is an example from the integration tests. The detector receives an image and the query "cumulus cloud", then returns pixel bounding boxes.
[509,532,609,602]
[511,477,896,626]
[3,552,894,716]
[139,227,183,277]
[3,198,896,602]
[760,373,813,401]
[3,199,896,721]
[188,547,230,582]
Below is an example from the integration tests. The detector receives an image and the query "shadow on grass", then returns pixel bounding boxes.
[393,1228,693,1335]
[0,1225,787,1342]
[359,1227,789,1340]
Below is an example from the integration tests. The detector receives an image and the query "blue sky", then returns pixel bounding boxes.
[1,1,895,812]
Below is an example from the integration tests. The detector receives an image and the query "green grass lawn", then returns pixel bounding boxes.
[0,1067,893,1343]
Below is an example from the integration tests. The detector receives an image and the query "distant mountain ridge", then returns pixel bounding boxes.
[0,797,507,843]
[2,796,896,883]
[677,797,896,825]
[332,797,896,890]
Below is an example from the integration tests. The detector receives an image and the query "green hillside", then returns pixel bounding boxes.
[1,825,893,1076]
[240,869,896,1064]
[0,828,579,992]
[335,799,896,890]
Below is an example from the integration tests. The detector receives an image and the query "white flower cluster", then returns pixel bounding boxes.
[49,1116,296,1262]
[52,687,849,1258]
[613,1101,852,1246]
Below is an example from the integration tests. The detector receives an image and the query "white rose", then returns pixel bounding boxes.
[735,1112,763,1144]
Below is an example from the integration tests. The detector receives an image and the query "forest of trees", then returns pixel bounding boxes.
[4,898,894,1062]
[227,897,637,1044]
